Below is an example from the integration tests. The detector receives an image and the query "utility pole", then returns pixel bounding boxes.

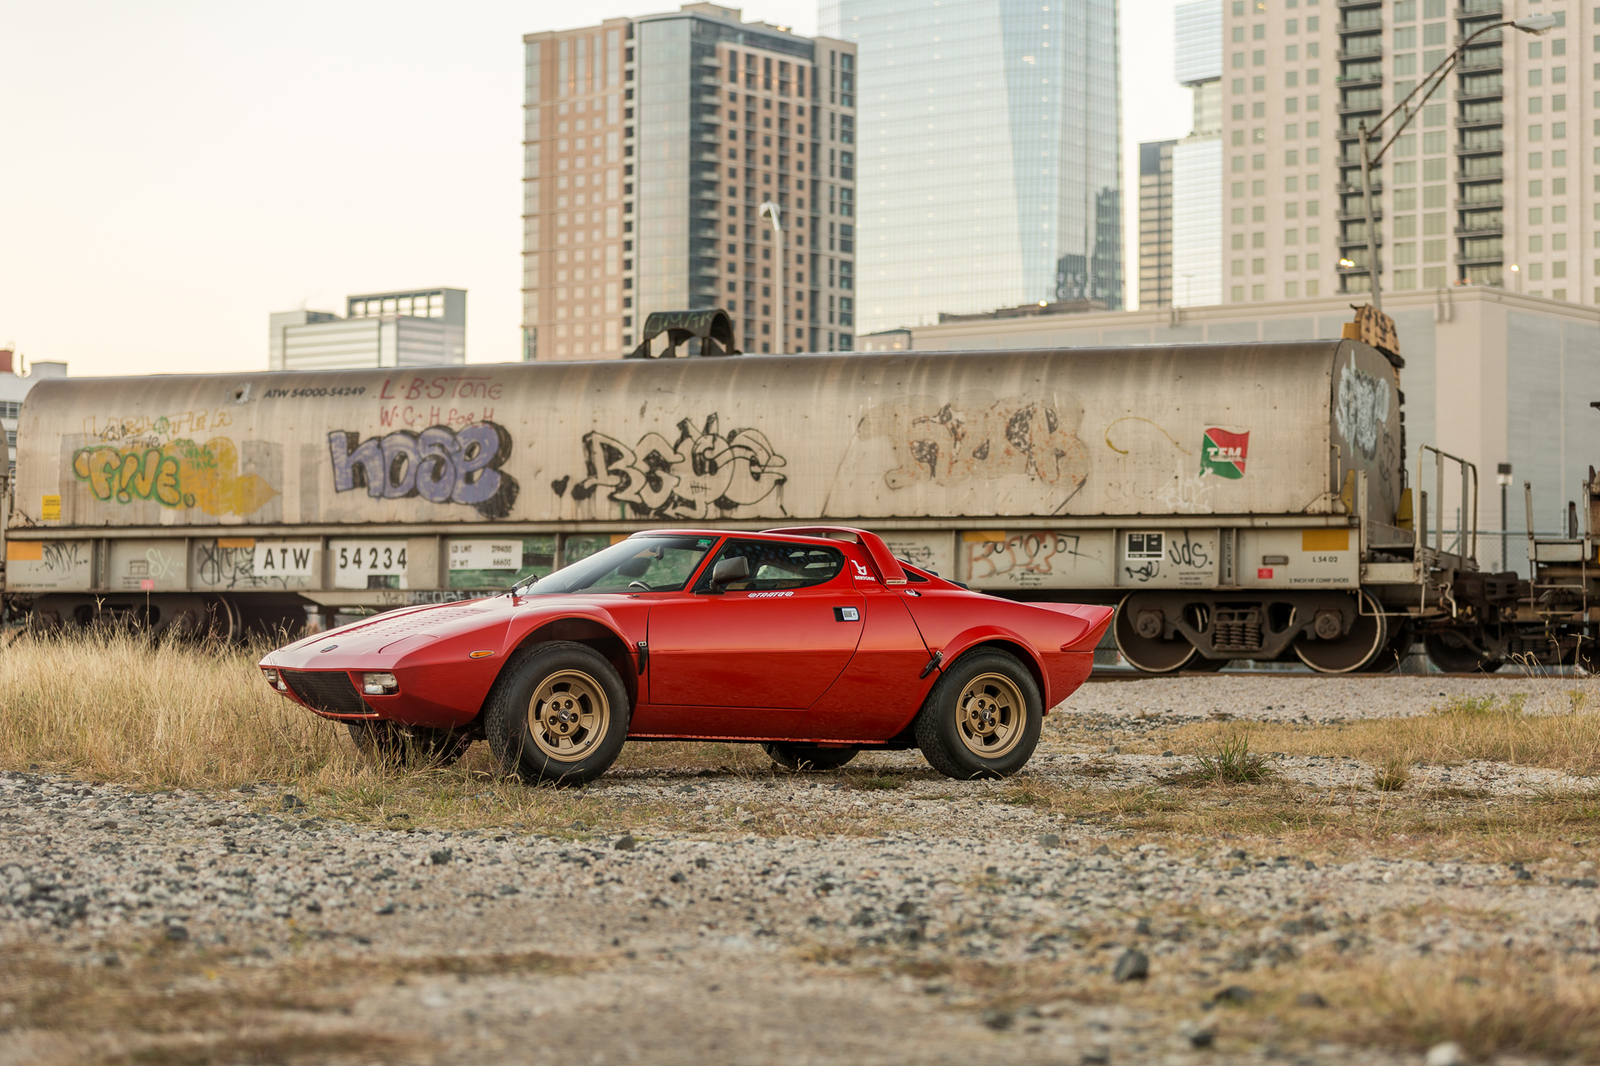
[760,201,784,353]
[1498,463,1513,572]
[1352,14,1555,308]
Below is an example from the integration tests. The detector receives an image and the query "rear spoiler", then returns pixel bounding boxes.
[761,526,909,586]
[1030,602,1116,652]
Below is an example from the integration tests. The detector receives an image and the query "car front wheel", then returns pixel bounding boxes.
[913,650,1042,780]
[484,641,631,786]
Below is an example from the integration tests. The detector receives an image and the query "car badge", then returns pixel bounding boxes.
[319,644,338,653]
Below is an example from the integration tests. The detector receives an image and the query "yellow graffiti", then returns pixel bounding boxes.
[1103,417,1192,457]
[71,438,278,516]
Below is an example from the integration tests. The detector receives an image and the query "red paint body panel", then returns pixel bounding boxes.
[644,576,864,709]
[258,528,1112,745]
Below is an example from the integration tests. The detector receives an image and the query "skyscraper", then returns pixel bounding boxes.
[1222,0,1597,306]
[1172,0,1224,307]
[522,4,858,361]
[822,0,1123,332]
[1139,140,1176,308]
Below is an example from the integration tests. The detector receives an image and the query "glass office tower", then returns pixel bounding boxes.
[1171,0,1223,308]
[821,0,1123,332]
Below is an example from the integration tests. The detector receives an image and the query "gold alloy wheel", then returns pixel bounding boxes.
[527,669,611,762]
[955,672,1026,758]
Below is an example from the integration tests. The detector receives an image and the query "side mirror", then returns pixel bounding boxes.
[710,556,750,588]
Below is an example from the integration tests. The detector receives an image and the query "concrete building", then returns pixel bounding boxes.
[0,351,67,480]
[1220,0,1597,307]
[1172,0,1225,308]
[268,288,466,372]
[1140,140,1177,308]
[820,0,1124,331]
[521,4,857,360]
[862,289,1600,575]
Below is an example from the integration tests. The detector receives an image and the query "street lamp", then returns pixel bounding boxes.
[1497,462,1513,572]
[1353,12,1556,311]
[759,201,784,352]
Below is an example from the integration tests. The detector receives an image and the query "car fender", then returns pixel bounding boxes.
[494,601,647,702]
[932,624,1055,709]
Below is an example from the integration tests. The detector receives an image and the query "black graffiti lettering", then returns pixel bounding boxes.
[1166,531,1212,570]
[561,413,787,520]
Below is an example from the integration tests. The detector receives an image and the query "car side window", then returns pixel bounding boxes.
[698,539,847,592]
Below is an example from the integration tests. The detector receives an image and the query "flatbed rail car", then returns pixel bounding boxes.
[2,338,1488,673]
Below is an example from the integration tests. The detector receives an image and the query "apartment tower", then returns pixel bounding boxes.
[821,0,1124,331]
[1222,0,1596,306]
[1139,140,1177,307]
[522,4,858,360]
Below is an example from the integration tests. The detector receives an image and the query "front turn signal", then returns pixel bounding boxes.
[261,668,287,692]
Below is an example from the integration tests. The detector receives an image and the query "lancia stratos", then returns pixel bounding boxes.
[259,527,1113,784]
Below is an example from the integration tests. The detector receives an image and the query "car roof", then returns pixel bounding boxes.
[629,528,863,548]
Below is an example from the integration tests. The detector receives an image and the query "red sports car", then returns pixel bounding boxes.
[259,527,1113,784]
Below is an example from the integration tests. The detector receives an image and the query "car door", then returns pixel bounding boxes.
[645,538,865,710]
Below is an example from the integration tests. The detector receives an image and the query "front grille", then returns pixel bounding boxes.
[282,670,373,717]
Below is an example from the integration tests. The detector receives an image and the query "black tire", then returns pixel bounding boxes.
[763,742,859,772]
[483,641,631,786]
[913,650,1043,780]
[347,721,473,767]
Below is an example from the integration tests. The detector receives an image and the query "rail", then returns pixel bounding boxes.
[1416,444,1479,567]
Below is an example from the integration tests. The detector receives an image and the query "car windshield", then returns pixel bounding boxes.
[514,535,719,595]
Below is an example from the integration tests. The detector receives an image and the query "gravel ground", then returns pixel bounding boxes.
[2,674,1597,1065]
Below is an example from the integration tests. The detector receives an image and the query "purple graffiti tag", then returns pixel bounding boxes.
[328,421,519,519]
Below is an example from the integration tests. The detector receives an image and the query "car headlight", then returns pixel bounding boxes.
[362,672,399,696]
[262,668,287,692]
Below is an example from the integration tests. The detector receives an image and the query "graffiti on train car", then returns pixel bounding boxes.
[965,533,1103,586]
[39,541,87,575]
[327,421,520,519]
[555,414,788,520]
[872,395,1090,505]
[1335,361,1392,462]
[70,438,279,516]
[81,408,236,446]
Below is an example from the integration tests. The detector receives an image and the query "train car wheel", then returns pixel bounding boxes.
[1293,592,1387,673]
[1113,596,1199,674]
[1423,630,1499,673]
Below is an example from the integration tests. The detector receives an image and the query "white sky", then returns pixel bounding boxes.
[0,0,1189,378]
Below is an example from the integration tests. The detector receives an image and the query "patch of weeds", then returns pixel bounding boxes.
[1181,733,1276,786]
[846,775,904,791]
[1425,786,1490,800]
[1073,758,1116,778]
[1373,756,1411,793]
[1436,693,1527,717]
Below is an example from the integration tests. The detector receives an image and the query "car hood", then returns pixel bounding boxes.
[270,592,638,659]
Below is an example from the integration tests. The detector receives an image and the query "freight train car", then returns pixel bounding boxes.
[2,335,1492,672]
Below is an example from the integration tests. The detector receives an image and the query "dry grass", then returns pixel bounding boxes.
[1235,952,1600,1061]
[819,937,1600,1061]
[0,633,345,788]
[0,933,587,1064]
[1162,692,1600,777]
[0,633,863,834]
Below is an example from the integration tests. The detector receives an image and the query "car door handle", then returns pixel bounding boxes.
[833,607,860,622]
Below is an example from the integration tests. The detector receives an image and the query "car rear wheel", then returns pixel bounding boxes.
[484,641,631,786]
[913,650,1042,780]
[346,721,473,767]
[763,742,858,772]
